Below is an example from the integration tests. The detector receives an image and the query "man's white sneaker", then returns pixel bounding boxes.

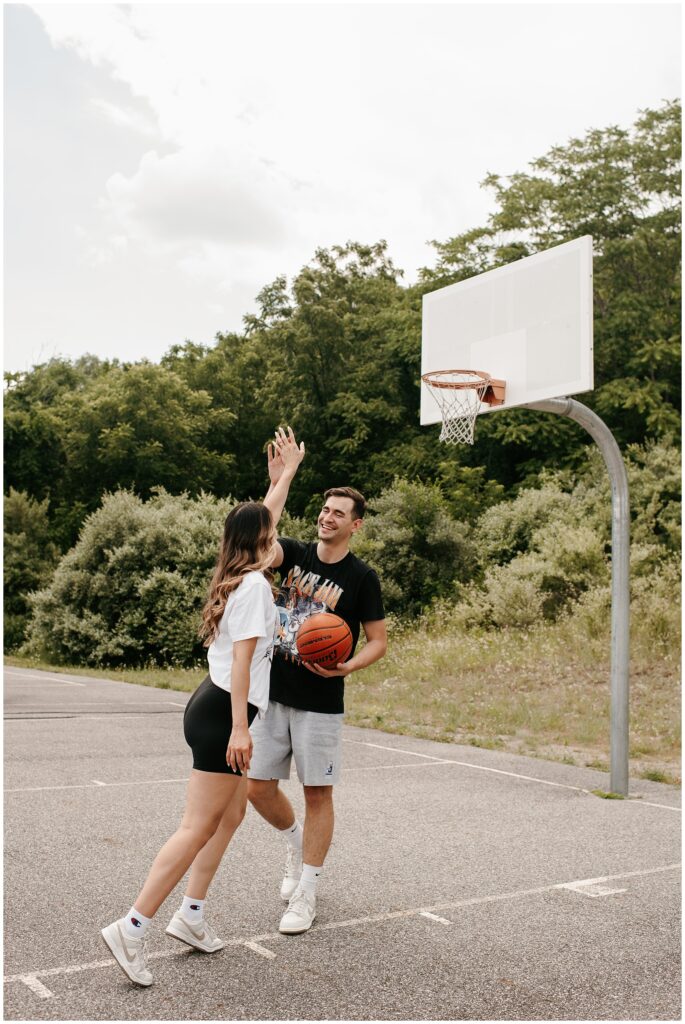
[279,886,316,934]
[165,911,224,952]
[101,920,153,987]
[280,843,303,901]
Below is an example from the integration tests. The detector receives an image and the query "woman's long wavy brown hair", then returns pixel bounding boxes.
[199,501,275,646]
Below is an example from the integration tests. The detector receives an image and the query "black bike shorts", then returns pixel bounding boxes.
[183,674,258,775]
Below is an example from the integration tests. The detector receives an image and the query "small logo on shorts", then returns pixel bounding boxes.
[325,761,334,776]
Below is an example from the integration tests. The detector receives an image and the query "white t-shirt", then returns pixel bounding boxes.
[207,571,277,716]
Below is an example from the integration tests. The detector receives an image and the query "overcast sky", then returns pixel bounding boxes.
[4,2,681,373]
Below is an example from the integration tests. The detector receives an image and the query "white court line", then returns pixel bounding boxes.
[6,715,184,724]
[5,862,679,998]
[344,738,445,761]
[344,738,682,810]
[636,800,681,812]
[5,670,87,685]
[6,700,178,706]
[5,677,86,687]
[551,866,677,890]
[420,911,452,925]
[5,778,187,794]
[19,975,53,999]
[244,941,277,959]
[344,760,455,772]
[559,881,627,898]
[167,702,187,707]
[4,760,682,809]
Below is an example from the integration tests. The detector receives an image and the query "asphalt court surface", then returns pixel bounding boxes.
[4,665,682,1020]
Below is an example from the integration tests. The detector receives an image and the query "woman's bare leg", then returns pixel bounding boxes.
[184,776,248,900]
[134,770,241,918]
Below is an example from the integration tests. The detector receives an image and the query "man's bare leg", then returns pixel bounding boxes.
[247,778,297,829]
[278,785,333,933]
[302,785,334,866]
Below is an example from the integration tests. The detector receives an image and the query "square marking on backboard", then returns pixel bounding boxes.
[470,330,527,413]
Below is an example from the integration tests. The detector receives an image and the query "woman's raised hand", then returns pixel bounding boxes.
[272,426,305,477]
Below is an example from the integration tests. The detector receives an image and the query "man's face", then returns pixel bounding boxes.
[317,496,362,545]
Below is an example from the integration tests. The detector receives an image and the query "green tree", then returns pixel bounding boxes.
[4,356,112,507]
[4,489,60,649]
[5,359,236,546]
[63,362,234,497]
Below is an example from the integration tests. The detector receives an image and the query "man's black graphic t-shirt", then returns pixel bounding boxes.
[270,538,385,714]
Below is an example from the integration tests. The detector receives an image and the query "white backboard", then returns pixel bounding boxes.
[420,236,594,425]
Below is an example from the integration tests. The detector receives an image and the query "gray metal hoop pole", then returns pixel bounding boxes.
[524,398,630,796]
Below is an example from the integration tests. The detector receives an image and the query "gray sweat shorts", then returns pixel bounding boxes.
[248,701,343,786]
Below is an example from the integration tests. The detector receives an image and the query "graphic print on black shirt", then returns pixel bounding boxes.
[270,538,385,715]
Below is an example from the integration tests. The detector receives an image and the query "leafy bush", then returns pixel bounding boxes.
[482,557,546,628]
[474,484,572,564]
[558,555,681,660]
[480,524,609,627]
[625,439,681,553]
[353,477,477,616]
[4,489,60,650]
[467,439,680,628]
[25,489,233,667]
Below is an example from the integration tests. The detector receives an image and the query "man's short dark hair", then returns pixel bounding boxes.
[324,487,366,520]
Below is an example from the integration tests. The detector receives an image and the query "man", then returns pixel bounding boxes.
[249,426,387,935]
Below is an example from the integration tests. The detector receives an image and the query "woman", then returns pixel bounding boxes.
[101,432,303,987]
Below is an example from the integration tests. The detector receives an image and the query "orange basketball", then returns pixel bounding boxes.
[296,612,353,668]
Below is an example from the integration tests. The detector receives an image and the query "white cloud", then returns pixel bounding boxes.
[104,146,291,247]
[7,3,681,372]
[89,97,158,137]
[32,4,682,286]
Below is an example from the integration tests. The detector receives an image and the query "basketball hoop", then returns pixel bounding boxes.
[421,370,506,445]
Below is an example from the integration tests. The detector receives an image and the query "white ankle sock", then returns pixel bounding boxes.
[181,896,204,923]
[122,906,152,938]
[281,820,303,852]
[299,863,322,894]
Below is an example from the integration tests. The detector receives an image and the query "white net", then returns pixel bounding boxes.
[422,371,490,445]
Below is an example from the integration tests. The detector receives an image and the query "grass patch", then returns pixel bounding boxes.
[639,768,678,785]
[591,789,626,800]
[347,610,680,785]
[585,759,609,772]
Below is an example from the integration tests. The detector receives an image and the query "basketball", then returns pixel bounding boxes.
[296,612,353,668]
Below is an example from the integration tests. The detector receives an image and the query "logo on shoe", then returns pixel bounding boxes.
[117,923,138,964]
[325,762,334,776]
[131,917,141,928]
[190,904,200,911]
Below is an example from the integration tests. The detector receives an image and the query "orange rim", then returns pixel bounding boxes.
[421,370,491,390]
